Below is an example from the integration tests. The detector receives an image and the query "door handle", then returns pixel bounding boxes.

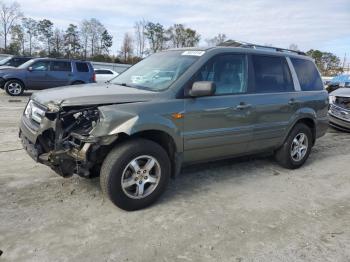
[288,98,298,105]
[235,103,252,110]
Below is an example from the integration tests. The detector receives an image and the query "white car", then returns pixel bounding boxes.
[94,69,119,83]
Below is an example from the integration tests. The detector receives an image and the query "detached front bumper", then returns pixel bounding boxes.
[19,115,93,177]
[329,114,350,132]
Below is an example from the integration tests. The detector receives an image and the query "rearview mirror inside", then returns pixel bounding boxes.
[189,81,216,97]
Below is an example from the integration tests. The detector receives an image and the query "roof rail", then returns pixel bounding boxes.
[219,40,306,56]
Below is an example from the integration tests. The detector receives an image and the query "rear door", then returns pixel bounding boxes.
[249,55,298,151]
[26,60,50,89]
[183,54,256,163]
[47,61,73,87]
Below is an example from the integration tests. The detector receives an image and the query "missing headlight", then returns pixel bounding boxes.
[61,107,100,136]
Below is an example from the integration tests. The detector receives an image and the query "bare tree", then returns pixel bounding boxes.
[289,43,299,51]
[37,19,54,55]
[80,19,90,59]
[134,19,146,57]
[120,33,133,62]
[22,17,37,56]
[205,33,227,47]
[51,28,64,57]
[0,1,22,51]
[80,18,105,58]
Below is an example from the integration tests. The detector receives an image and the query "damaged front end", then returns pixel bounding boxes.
[20,100,118,178]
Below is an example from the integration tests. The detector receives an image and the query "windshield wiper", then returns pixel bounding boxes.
[113,82,134,87]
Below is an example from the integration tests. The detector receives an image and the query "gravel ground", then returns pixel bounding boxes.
[0,91,349,262]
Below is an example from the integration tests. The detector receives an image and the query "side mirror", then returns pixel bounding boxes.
[189,81,216,97]
[28,67,33,71]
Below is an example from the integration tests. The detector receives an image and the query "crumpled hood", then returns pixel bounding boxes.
[330,88,350,98]
[31,83,158,107]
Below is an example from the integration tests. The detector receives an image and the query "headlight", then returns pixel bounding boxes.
[329,95,336,104]
[24,100,33,118]
[24,100,46,124]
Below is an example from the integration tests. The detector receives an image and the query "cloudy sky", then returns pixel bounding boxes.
[14,0,350,61]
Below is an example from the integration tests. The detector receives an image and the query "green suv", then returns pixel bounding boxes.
[19,42,329,210]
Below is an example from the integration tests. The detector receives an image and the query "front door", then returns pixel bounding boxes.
[183,54,255,163]
[26,60,50,89]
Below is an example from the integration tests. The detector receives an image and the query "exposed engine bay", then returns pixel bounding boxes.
[21,101,118,178]
[334,96,350,110]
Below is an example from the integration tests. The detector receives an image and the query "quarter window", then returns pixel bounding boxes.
[193,54,247,95]
[51,61,72,72]
[252,55,294,93]
[76,62,89,72]
[291,58,323,91]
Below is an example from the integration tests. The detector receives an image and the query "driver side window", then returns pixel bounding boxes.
[31,61,49,71]
[193,54,247,95]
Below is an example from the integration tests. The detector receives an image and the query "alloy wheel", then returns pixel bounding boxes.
[121,155,161,199]
[290,133,308,162]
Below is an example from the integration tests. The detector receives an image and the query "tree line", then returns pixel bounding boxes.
[0,1,346,75]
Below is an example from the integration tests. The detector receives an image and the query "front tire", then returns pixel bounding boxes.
[5,80,24,96]
[100,139,171,211]
[275,123,312,169]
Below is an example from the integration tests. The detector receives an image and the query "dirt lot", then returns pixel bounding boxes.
[0,91,349,262]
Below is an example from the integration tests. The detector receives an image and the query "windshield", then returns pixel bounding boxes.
[0,56,13,66]
[111,50,201,91]
[18,59,36,69]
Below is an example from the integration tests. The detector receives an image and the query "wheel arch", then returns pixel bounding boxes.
[5,78,26,89]
[285,117,316,146]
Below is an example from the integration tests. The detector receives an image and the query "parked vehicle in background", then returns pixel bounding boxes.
[329,88,350,131]
[322,76,333,86]
[325,74,350,93]
[94,68,118,82]
[19,41,328,210]
[0,56,33,69]
[0,58,95,96]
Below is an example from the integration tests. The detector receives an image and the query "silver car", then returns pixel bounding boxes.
[329,88,350,131]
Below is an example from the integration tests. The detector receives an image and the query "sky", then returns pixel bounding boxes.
[10,0,350,63]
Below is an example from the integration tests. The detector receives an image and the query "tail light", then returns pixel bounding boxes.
[92,72,96,82]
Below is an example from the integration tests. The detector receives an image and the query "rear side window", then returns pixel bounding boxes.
[76,62,89,72]
[95,69,112,74]
[291,58,323,91]
[252,55,294,93]
[51,61,72,72]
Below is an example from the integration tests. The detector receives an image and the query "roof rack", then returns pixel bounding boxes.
[219,40,306,56]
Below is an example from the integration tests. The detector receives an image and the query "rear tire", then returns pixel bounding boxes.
[100,138,171,211]
[5,80,24,96]
[275,123,312,169]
